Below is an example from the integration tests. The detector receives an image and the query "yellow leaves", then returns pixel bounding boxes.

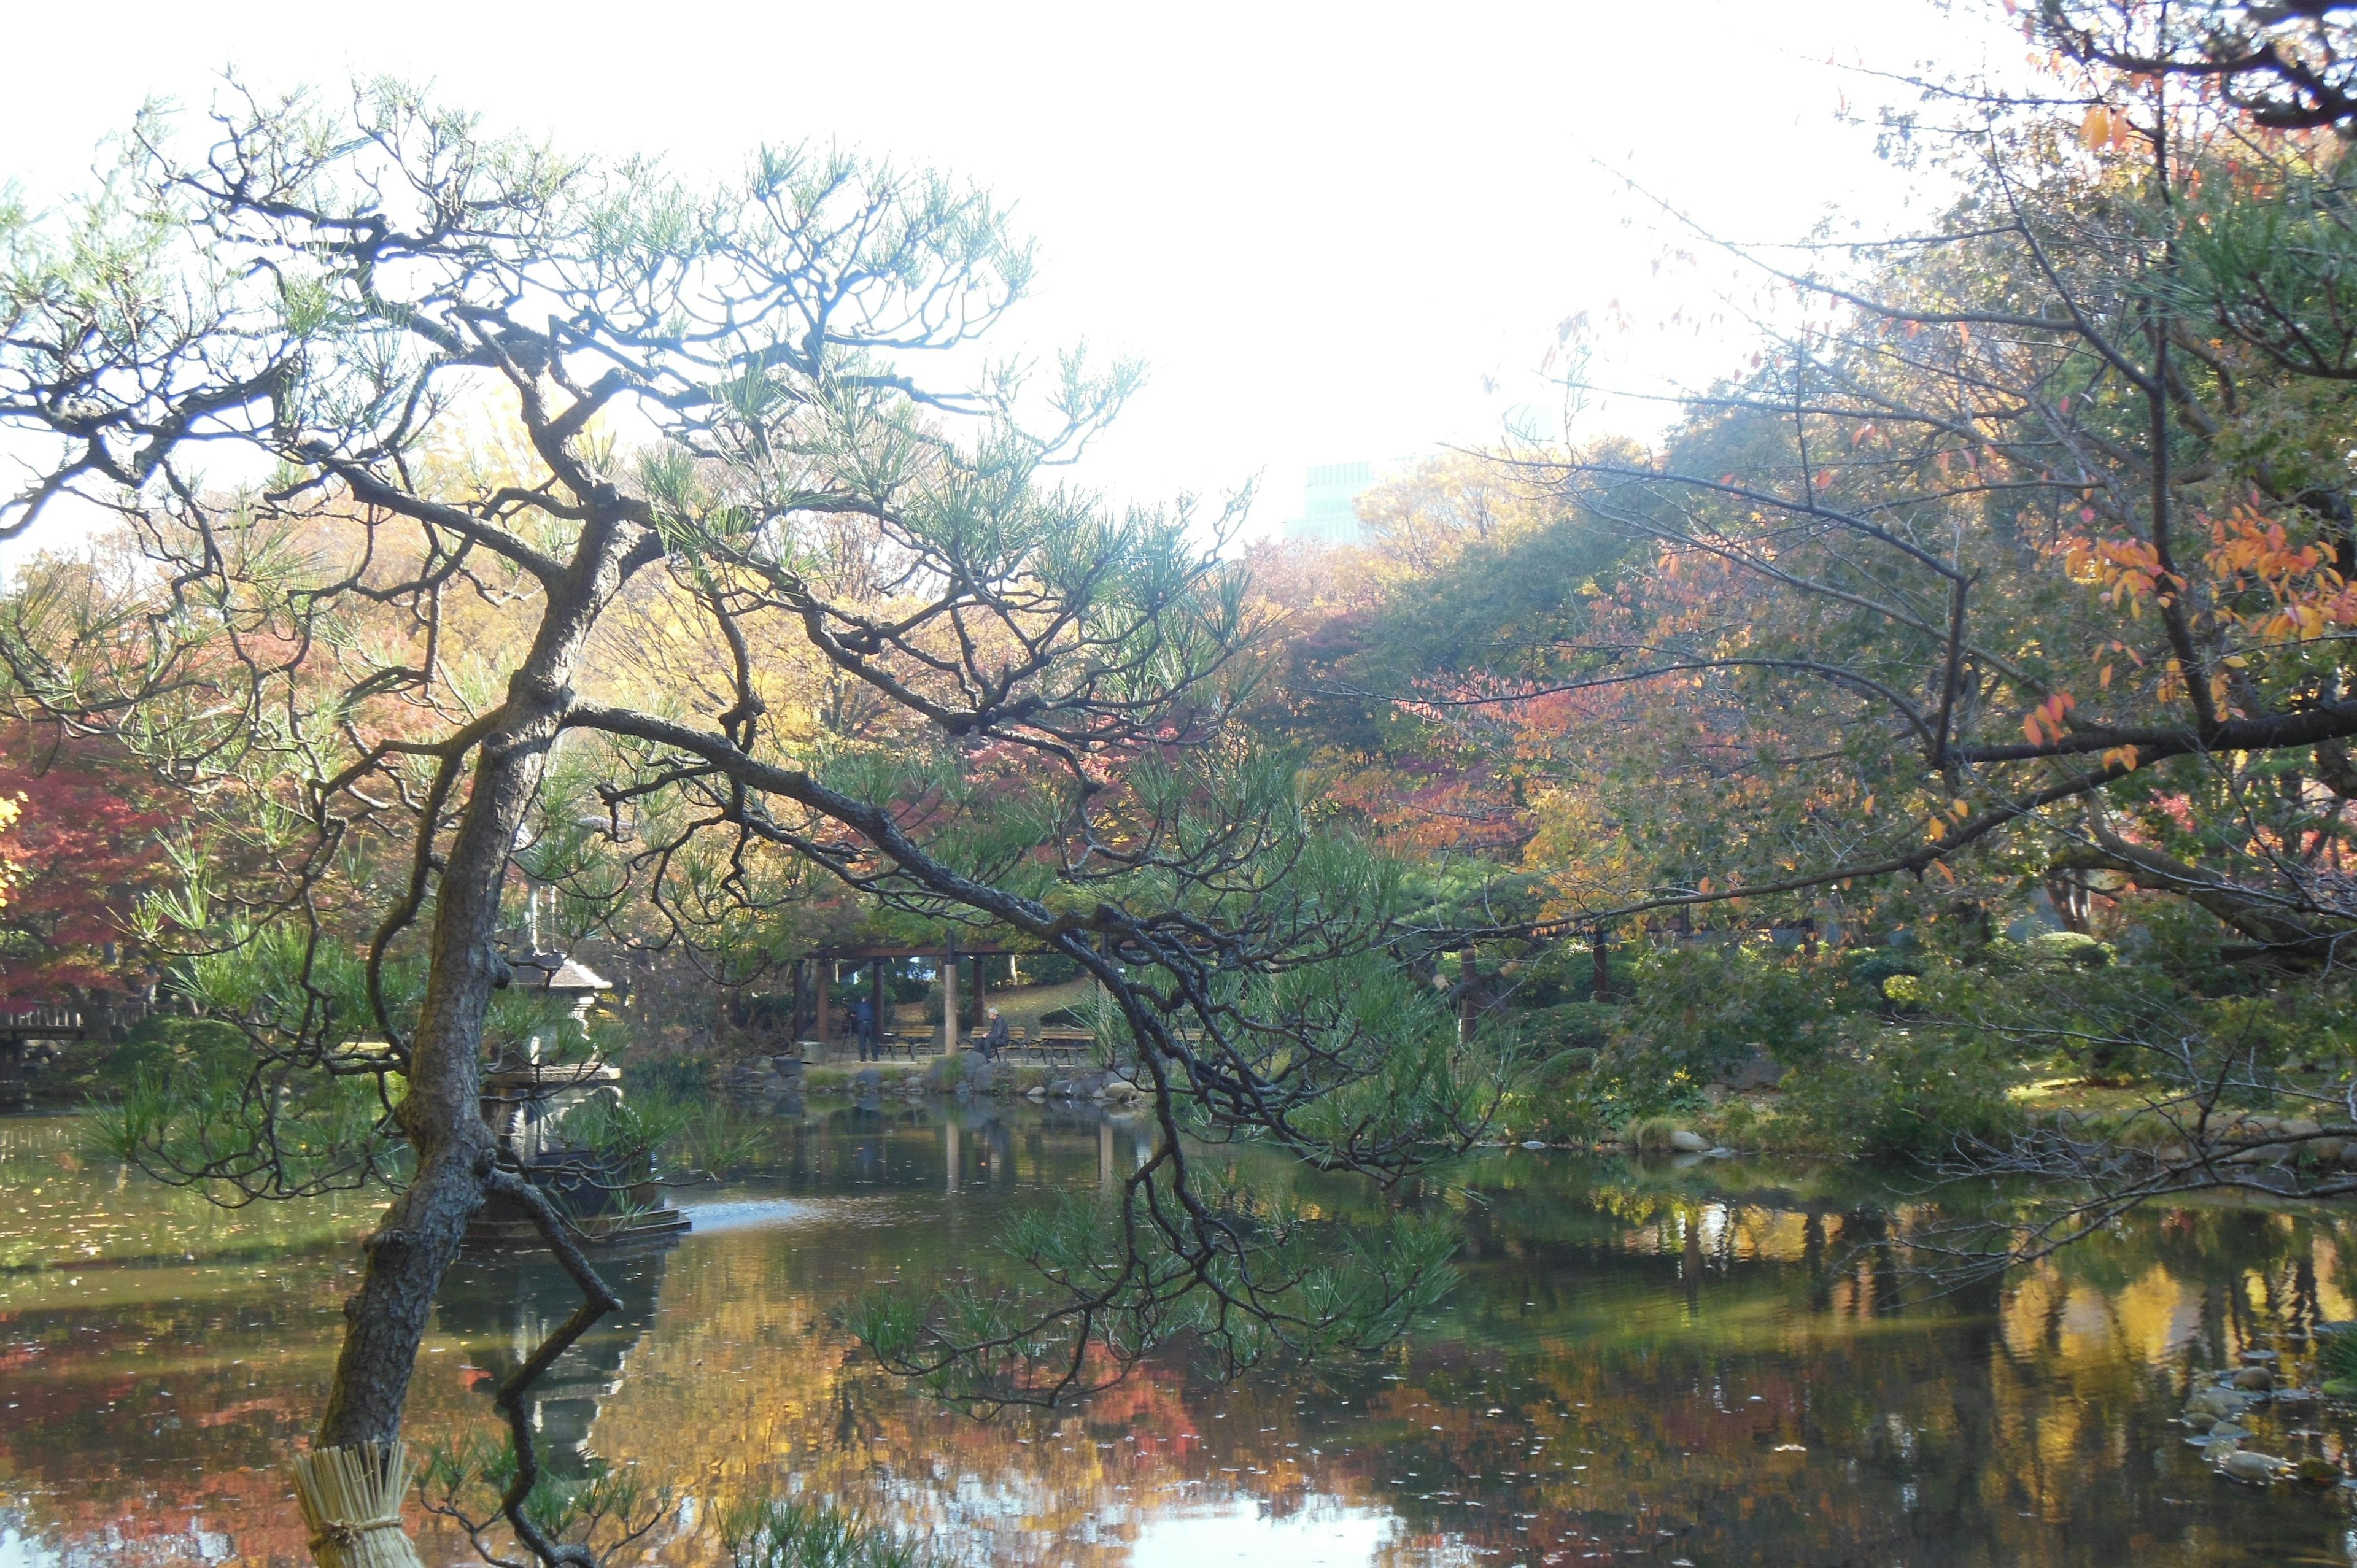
[2099,663,2113,689]
[1950,798,1971,821]
[2080,103,2134,150]
[2101,745,2140,773]
[1925,816,1947,842]
[1860,793,1875,817]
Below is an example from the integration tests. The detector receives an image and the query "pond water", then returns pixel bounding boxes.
[4,1103,2357,1567]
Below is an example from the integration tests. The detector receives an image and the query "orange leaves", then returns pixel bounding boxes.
[2102,745,2141,773]
[2021,690,2076,746]
[2064,535,2168,601]
[2196,508,2357,645]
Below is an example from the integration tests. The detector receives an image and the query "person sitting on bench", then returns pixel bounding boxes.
[981,1006,1010,1061]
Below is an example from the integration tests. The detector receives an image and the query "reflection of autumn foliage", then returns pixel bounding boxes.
[11,1116,2357,1566]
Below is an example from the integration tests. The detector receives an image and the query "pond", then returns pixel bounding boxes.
[4,1103,2357,1567]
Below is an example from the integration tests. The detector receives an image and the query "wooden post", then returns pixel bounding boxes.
[1590,925,1611,1003]
[945,1118,961,1194]
[870,961,886,1050]
[1099,1119,1116,1191]
[814,960,831,1052]
[941,944,960,1054]
[969,954,986,1027]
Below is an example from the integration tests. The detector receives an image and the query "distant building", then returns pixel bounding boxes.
[1282,461,1379,546]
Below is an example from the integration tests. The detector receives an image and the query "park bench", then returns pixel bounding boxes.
[1031,1026,1096,1062]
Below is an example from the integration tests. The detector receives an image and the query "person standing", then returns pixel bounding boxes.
[854,995,878,1062]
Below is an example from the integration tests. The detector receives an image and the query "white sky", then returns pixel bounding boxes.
[1,0,2020,538]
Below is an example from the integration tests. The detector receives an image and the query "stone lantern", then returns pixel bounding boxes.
[467,946,689,1246]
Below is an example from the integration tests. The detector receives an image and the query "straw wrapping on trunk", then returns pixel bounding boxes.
[290,1440,422,1568]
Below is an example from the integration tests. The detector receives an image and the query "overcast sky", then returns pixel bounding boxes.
[2,0,2015,536]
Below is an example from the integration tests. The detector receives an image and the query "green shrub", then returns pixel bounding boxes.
[1518,1001,1613,1052]
[1775,1028,2021,1159]
[1616,942,1875,1073]
[2027,930,2113,967]
[621,1054,713,1099]
[1012,951,1086,986]
[98,1015,252,1091]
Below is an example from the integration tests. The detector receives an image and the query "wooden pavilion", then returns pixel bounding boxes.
[0,1002,83,1111]
[800,940,1028,1057]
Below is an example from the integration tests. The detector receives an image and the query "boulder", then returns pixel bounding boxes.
[1024,1084,1048,1102]
[2239,1349,2280,1365]
[853,1067,882,1096]
[1668,1129,1711,1153]
[2187,1388,2249,1421]
[2232,1367,2275,1391]
[2282,1119,2323,1140]
[1709,1051,1786,1091]
[2222,1450,2282,1483]
[2295,1457,2343,1486]
[942,1057,1000,1097]
[2201,1439,2242,1465]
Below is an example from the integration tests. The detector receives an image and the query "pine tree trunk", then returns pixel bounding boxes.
[314,533,629,1461]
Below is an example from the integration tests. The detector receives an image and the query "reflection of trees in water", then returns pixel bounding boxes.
[433,1242,672,1477]
[17,1114,2357,1566]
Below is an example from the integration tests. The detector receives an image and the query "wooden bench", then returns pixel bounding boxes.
[1032,1027,1096,1062]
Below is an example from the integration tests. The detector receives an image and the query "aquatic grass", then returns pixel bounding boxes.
[1620,1115,1686,1153]
[2320,1326,2357,1388]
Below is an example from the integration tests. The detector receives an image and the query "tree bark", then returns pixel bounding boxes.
[316,521,634,1450]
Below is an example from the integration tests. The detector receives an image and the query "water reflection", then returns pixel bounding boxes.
[435,1246,671,1478]
[3,1102,2357,1565]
